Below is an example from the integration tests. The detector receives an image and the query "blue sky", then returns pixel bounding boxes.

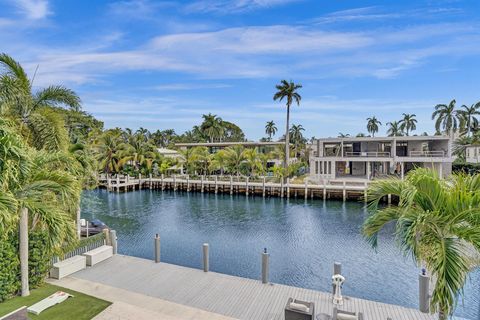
[1,0,479,140]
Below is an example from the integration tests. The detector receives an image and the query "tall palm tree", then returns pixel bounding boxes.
[363,168,480,319]
[192,146,211,175]
[366,116,381,137]
[200,113,224,142]
[0,53,81,151]
[399,113,417,136]
[95,131,122,174]
[457,102,480,137]
[265,120,277,141]
[289,124,305,156]
[178,147,195,175]
[386,121,403,137]
[0,120,81,297]
[338,133,350,138]
[210,149,228,175]
[432,99,459,137]
[273,80,302,170]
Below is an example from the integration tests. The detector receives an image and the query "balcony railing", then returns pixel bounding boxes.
[409,150,445,157]
[344,151,391,157]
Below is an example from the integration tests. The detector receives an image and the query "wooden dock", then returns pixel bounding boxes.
[64,255,435,320]
[99,174,373,201]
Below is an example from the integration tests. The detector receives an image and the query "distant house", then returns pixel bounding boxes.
[309,135,452,181]
[465,145,480,164]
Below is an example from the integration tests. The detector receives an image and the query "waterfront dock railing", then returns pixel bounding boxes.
[98,174,378,202]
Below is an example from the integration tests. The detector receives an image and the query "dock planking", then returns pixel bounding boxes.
[69,255,435,320]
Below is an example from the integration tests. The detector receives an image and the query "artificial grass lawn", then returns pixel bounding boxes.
[0,284,111,320]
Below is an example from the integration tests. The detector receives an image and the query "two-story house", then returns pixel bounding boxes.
[309,136,452,182]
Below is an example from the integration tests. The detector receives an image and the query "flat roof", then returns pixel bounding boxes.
[175,141,286,147]
[314,135,450,143]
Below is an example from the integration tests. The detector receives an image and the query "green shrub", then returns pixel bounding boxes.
[453,162,480,174]
[0,231,53,302]
[0,233,20,302]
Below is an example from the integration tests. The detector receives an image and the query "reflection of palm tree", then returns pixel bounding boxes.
[366,116,381,137]
[265,121,277,141]
[273,80,302,169]
[363,168,480,319]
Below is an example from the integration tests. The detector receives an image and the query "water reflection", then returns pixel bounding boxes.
[81,189,478,320]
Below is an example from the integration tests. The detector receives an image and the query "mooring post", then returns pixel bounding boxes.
[201,175,204,193]
[419,269,430,313]
[286,178,290,198]
[246,177,249,196]
[109,230,117,254]
[203,243,209,272]
[161,174,165,190]
[187,175,190,191]
[173,174,177,191]
[333,262,342,294]
[230,176,233,195]
[262,176,266,197]
[323,184,326,200]
[149,173,152,189]
[364,182,368,202]
[116,175,120,193]
[139,173,142,189]
[304,180,308,200]
[280,180,284,198]
[342,181,346,202]
[215,176,218,194]
[154,233,161,263]
[262,248,270,284]
[86,220,89,238]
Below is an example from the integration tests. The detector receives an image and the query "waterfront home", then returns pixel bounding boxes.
[175,141,285,154]
[465,144,480,164]
[309,136,452,181]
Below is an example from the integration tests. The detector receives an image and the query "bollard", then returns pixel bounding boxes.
[203,243,209,272]
[262,248,270,284]
[103,229,110,246]
[419,269,430,313]
[154,234,161,263]
[333,262,342,294]
[109,230,117,254]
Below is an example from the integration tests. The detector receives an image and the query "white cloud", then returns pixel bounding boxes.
[14,0,50,20]
[185,0,299,13]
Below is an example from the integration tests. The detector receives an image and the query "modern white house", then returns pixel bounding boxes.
[465,145,480,164]
[309,136,452,182]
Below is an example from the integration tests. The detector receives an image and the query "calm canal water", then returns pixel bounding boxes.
[81,189,479,319]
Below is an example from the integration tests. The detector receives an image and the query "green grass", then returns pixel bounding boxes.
[0,284,111,320]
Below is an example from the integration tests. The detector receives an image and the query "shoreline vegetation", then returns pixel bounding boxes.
[1,53,480,319]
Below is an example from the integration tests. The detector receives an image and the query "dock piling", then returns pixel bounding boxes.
[109,230,117,254]
[419,270,430,313]
[154,234,161,263]
[332,262,342,294]
[203,243,209,272]
[262,248,269,284]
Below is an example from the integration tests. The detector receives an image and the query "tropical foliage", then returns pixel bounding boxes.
[366,116,381,137]
[273,80,302,169]
[399,113,417,136]
[265,120,277,141]
[363,168,480,318]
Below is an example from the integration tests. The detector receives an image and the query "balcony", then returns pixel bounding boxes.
[345,151,391,157]
[408,150,445,157]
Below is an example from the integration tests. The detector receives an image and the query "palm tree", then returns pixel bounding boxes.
[356,133,367,137]
[457,102,480,137]
[0,120,81,297]
[399,113,417,136]
[224,145,245,177]
[178,147,195,175]
[265,120,277,141]
[386,121,403,137]
[0,53,81,151]
[95,131,122,174]
[363,168,480,319]
[366,116,381,137]
[200,113,224,142]
[243,148,262,176]
[210,149,228,175]
[432,99,459,137]
[338,133,350,138]
[273,80,302,170]
[289,124,305,156]
[192,147,211,175]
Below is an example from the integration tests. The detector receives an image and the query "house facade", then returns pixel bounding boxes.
[309,136,452,182]
[465,145,480,164]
